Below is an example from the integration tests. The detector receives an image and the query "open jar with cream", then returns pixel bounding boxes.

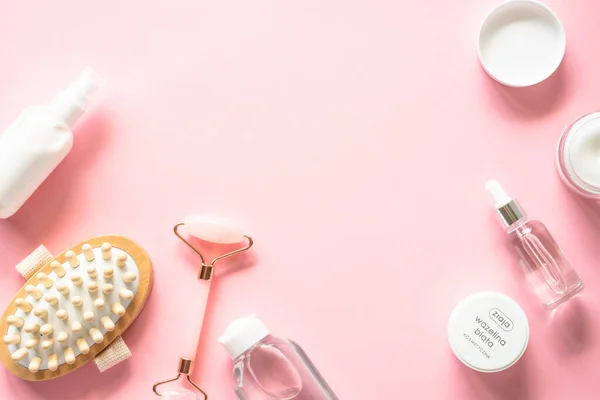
[557,112,600,198]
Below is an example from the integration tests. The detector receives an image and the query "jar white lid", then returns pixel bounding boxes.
[563,112,600,192]
[447,292,529,373]
[478,0,565,87]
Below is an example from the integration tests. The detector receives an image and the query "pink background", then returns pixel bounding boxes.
[1,0,600,399]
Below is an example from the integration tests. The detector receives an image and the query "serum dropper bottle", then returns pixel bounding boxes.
[485,180,584,310]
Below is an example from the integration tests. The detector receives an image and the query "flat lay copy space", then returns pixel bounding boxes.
[2,0,600,399]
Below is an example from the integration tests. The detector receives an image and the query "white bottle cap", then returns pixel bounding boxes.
[447,292,529,373]
[485,180,512,208]
[485,180,526,227]
[162,389,196,400]
[218,314,270,360]
[49,67,105,129]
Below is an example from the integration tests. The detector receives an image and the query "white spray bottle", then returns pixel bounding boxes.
[0,67,104,218]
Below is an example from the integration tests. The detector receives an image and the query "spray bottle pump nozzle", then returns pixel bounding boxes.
[49,67,105,129]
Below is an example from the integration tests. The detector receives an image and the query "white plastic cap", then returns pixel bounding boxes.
[485,180,512,209]
[218,314,270,360]
[49,67,105,129]
[162,389,196,400]
[447,292,529,373]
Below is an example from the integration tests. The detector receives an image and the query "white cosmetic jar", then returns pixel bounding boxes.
[447,292,529,373]
[478,0,565,87]
[557,112,600,199]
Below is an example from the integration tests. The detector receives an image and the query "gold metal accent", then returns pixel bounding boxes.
[198,265,213,281]
[153,358,208,399]
[173,223,254,280]
[178,358,192,374]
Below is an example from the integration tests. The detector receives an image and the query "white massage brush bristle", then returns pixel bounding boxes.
[11,348,28,361]
[101,243,112,260]
[28,357,42,373]
[56,282,69,296]
[123,272,136,283]
[3,334,20,345]
[100,316,114,331]
[65,251,79,268]
[15,299,32,313]
[111,303,126,317]
[102,284,113,294]
[76,338,89,354]
[119,288,134,300]
[50,261,65,278]
[57,332,69,344]
[6,316,24,328]
[94,298,105,309]
[71,296,83,307]
[71,273,83,286]
[41,338,54,350]
[24,322,40,334]
[47,354,58,371]
[33,307,48,319]
[64,348,75,365]
[87,281,98,293]
[103,266,114,279]
[89,328,103,343]
[39,324,53,336]
[71,322,83,333]
[83,311,95,322]
[36,273,53,289]
[87,265,97,278]
[25,285,42,300]
[116,253,127,268]
[1,239,145,378]
[82,244,95,262]
[56,310,68,320]
[45,295,58,306]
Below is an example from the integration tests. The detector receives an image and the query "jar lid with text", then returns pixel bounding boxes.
[447,292,529,373]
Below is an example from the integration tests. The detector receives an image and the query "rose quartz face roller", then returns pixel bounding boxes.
[153,215,253,399]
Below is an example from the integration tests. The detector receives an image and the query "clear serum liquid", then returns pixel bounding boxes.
[485,180,584,310]
[220,315,338,400]
[508,219,583,310]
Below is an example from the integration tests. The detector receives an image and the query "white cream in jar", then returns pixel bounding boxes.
[557,112,600,198]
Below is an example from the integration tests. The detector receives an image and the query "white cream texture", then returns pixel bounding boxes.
[565,113,600,188]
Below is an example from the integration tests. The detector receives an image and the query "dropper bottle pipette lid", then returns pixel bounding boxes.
[485,180,526,229]
[484,180,584,310]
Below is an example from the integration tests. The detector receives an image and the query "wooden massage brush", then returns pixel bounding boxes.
[0,235,152,380]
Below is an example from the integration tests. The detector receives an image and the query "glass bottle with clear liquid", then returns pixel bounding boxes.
[486,181,584,310]
[219,315,338,400]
